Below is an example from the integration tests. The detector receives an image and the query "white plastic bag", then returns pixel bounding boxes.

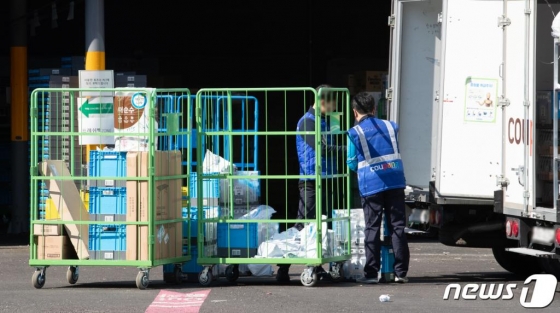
[299,216,328,258]
[247,264,274,277]
[202,150,235,173]
[239,205,280,245]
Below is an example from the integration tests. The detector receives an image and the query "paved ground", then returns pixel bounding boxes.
[0,237,558,313]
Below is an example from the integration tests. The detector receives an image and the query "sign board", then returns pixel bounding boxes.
[79,70,114,97]
[77,97,115,145]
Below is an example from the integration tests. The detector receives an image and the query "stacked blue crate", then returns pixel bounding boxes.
[88,151,128,260]
[163,173,220,281]
[29,70,53,222]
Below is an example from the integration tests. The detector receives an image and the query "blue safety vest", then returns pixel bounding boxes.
[347,117,405,196]
[296,111,336,180]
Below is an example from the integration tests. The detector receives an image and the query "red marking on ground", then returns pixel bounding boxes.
[145,289,211,313]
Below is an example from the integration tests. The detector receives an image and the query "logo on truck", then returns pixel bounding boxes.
[508,118,533,156]
[443,274,556,308]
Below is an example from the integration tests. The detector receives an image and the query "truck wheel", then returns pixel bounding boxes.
[492,247,542,276]
[538,258,560,279]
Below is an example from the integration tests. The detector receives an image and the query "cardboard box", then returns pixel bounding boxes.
[33,224,62,236]
[138,152,149,261]
[137,151,183,260]
[126,152,139,260]
[40,161,90,259]
[154,222,182,260]
[37,235,71,260]
[356,71,387,92]
[113,92,157,151]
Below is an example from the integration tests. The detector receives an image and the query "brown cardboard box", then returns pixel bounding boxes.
[356,71,387,92]
[126,152,139,260]
[37,235,71,260]
[33,224,62,236]
[40,161,89,259]
[138,152,150,261]
[154,222,182,259]
[137,151,183,260]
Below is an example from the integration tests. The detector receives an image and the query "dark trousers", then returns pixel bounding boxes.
[294,181,319,231]
[362,188,410,278]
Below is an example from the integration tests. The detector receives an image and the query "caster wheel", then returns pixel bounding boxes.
[198,269,213,286]
[329,263,344,282]
[225,265,239,283]
[300,269,318,287]
[173,266,183,284]
[136,271,149,290]
[66,266,79,285]
[32,270,45,289]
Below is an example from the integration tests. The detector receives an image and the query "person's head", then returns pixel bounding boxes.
[352,92,376,120]
[486,93,491,99]
[315,84,336,113]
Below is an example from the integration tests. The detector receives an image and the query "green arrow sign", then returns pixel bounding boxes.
[79,99,114,118]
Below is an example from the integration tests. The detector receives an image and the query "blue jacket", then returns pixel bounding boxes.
[347,116,405,196]
[296,107,337,180]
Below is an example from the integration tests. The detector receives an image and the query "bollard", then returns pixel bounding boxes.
[380,213,395,283]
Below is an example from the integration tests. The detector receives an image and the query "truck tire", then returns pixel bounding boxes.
[538,258,560,279]
[492,247,542,276]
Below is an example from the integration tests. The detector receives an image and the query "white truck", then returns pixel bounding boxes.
[391,0,560,276]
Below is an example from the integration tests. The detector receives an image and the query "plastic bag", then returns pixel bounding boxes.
[238,205,280,245]
[299,216,328,258]
[247,264,274,277]
[202,150,235,173]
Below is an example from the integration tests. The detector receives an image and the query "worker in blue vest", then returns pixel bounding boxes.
[346,92,410,284]
[276,84,346,282]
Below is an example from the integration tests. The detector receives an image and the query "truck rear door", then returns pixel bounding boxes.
[436,0,504,201]
[501,0,536,214]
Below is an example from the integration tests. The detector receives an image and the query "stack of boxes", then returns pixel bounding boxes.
[536,91,559,205]
[60,56,85,76]
[115,73,147,88]
[88,151,128,260]
[334,209,366,280]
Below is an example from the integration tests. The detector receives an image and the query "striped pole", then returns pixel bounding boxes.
[85,0,105,70]
[8,0,28,234]
[84,0,105,162]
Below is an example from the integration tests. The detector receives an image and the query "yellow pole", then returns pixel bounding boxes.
[8,0,28,233]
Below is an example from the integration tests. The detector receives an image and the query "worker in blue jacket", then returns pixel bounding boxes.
[276,84,346,282]
[346,92,410,284]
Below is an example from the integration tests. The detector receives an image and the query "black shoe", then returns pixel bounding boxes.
[276,267,290,282]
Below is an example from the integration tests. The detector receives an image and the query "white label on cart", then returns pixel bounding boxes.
[104,216,114,222]
[105,180,115,186]
[232,249,241,256]
[102,190,114,196]
[230,224,244,230]
[104,252,114,259]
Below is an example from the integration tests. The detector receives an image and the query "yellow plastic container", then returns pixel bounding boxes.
[45,198,60,220]
[182,186,188,207]
[80,190,89,212]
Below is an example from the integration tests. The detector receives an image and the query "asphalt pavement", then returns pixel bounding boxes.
[0,237,557,313]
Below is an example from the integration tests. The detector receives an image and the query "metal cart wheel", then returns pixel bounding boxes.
[329,262,345,282]
[173,265,183,284]
[198,267,214,287]
[32,268,46,289]
[300,267,318,287]
[136,270,150,290]
[66,266,79,285]
[225,265,239,283]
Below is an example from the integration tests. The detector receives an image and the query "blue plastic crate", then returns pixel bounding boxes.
[163,246,202,276]
[89,151,127,176]
[189,173,220,199]
[182,207,218,238]
[217,222,258,249]
[89,187,127,215]
[89,224,126,251]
